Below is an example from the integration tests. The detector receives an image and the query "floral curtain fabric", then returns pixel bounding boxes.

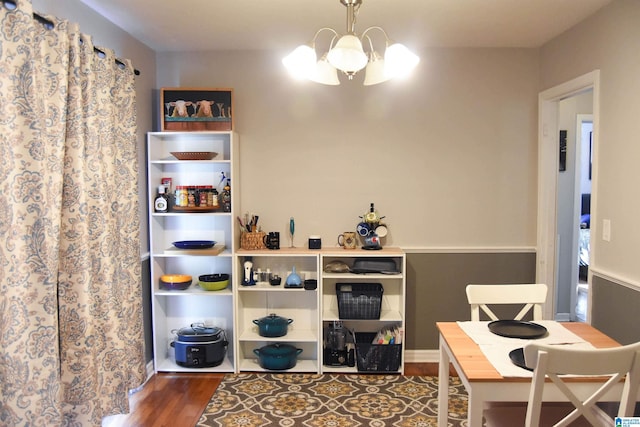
[0,1,146,425]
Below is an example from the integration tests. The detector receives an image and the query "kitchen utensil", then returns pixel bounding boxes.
[269,275,282,286]
[252,313,294,337]
[253,343,303,370]
[263,231,280,250]
[308,235,322,249]
[488,320,548,339]
[242,259,255,286]
[198,274,230,291]
[374,224,388,237]
[338,232,357,249]
[508,347,533,371]
[172,240,216,249]
[171,324,228,368]
[356,222,371,236]
[324,260,351,273]
[323,321,355,367]
[285,266,302,288]
[362,233,381,250]
[351,258,399,274]
[289,217,295,247]
[170,151,217,160]
[159,274,192,290]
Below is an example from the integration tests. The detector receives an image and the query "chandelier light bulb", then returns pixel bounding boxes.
[310,54,340,85]
[282,44,317,80]
[363,51,389,86]
[326,35,368,73]
[384,42,420,79]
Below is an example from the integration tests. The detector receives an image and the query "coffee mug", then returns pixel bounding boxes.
[356,222,371,237]
[375,224,388,238]
[338,232,357,249]
[363,234,381,248]
[263,231,280,250]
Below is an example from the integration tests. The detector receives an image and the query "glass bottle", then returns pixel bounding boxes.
[211,186,219,209]
[221,179,231,212]
[154,185,168,213]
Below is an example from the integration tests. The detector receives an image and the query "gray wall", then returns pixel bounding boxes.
[592,276,640,345]
[406,252,536,349]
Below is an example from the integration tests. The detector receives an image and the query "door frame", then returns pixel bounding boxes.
[536,70,600,320]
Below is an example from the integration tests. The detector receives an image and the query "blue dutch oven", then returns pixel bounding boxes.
[253,343,303,370]
[252,313,293,337]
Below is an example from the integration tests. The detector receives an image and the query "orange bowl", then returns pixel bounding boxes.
[159,274,192,290]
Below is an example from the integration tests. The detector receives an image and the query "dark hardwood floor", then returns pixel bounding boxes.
[104,363,445,427]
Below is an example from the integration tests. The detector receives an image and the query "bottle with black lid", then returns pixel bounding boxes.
[154,185,168,213]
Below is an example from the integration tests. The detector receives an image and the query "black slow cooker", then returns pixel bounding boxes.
[171,324,228,368]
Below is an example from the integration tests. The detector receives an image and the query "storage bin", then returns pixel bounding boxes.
[336,283,383,319]
[354,332,402,372]
[240,231,266,250]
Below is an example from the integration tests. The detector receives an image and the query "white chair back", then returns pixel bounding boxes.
[465,284,548,321]
[523,341,640,426]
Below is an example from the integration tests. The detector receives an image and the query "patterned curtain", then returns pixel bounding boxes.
[0,1,146,425]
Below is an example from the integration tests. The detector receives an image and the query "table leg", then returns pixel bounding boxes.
[438,335,450,427]
[467,394,484,426]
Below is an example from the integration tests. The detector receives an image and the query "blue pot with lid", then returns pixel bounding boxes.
[252,313,293,337]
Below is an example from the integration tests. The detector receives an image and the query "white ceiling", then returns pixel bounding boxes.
[80,0,612,52]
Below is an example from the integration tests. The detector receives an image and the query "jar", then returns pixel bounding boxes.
[187,187,197,207]
[175,186,188,207]
[199,186,208,207]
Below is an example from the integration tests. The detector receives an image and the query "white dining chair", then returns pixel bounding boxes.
[483,341,640,426]
[465,283,548,321]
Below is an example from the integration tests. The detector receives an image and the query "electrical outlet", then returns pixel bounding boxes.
[602,219,611,241]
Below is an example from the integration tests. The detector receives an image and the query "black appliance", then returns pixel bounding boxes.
[323,321,355,367]
[171,324,228,368]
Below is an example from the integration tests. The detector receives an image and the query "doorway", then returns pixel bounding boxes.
[536,70,600,321]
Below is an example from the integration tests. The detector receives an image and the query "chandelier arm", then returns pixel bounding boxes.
[363,34,375,53]
[360,26,391,45]
[312,27,340,45]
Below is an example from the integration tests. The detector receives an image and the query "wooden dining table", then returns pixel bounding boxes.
[437,321,625,427]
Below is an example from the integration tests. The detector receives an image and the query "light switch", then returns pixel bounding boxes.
[602,219,611,241]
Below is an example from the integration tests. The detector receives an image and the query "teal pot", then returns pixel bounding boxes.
[253,343,303,370]
[253,313,293,337]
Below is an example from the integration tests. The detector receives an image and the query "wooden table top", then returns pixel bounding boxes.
[437,321,621,383]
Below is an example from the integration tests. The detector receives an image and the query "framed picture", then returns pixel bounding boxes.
[161,88,233,131]
[559,129,567,172]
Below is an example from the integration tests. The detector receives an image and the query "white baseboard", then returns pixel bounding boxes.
[405,349,440,363]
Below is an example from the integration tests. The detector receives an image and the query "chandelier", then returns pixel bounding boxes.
[282,0,420,86]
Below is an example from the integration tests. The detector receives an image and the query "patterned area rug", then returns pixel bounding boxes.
[197,373,468,427]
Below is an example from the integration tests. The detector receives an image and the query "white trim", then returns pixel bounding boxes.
[537,70,600,321]
[590,267,640,291]
[405,349,440,363]
[401,246,536,254]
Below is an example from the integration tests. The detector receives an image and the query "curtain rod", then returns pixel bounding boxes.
[26,8,141,76]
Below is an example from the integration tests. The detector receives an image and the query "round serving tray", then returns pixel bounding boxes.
[488,320,548,339]
[509,347,534,371]
[172,240,216,249]
[170,151,218,160]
